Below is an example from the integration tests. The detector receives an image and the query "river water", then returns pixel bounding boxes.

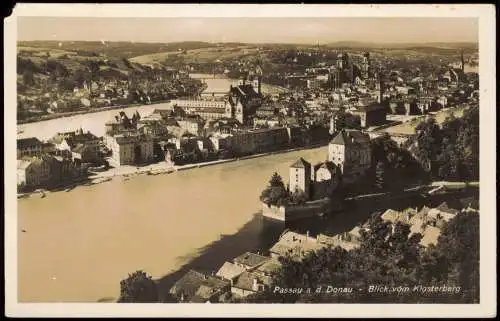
[16,74,229,141]
[17,73,286,141]
[17,145,331,302]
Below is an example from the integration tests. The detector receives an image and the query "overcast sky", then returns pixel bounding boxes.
[18,17,478,44]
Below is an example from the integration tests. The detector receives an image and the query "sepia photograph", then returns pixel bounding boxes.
[4,3,496,318]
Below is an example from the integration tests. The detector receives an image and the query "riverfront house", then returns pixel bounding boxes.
[108,133,155,166]
[50,129,102,164]
[17,137,43,159]
[328,129,372,183]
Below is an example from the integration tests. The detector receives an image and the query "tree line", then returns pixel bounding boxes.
[237,209,479,303]
[410,106,479,181]
[115,208,478,304]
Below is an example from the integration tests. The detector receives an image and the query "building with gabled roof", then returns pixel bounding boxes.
[231,270,271,298]
[328,129,371,183]
[216,262,246,283]
[169,269,231,303]
[17,137,43,159]
[233,252,270,271]
[428,202,460,222]
[269,231,325,261]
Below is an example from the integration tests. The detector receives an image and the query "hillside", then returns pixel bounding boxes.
[17,41,218,59]
[130,45,261,67]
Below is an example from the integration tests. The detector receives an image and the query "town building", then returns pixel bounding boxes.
[50,128,101,164]
[17,155,51,188]
[137,118,169,139]
[289,158,311,198]
[230,270,271,298]
[350,103,387,128]
[378,204,466,248]
[228,77,263,124]
[255,103,279,118]
[312,161,341,200]
[216,252,275,298]
[169,270,231,303]
[17,137,43,159]
[269,231,325,262]
[228,127,290,156]
[216,262,246,285]
[316,228,362,251]
[177,117,205,136]
[170,99,231,121]
[328,129,371,183]
[107,133,154,166]
[427,202,459,222]
[233,252,270,271]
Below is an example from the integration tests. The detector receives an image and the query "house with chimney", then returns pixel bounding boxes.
[169,270,231,303]
[216,252,277,298]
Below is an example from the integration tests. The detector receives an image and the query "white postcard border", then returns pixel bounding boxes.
[4,3,496,318]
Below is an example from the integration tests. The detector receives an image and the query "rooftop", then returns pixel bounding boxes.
[420,226,442,248]
[270,231,324,259]
[17,137,42,149]
[232,271,271,292]
[169,270,230,302]
[233,252,270,269]
[216,262,246,281]
[330,129,371,147]
[290,157,311,169]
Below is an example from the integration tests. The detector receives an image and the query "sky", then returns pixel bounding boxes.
[17,17,478,44]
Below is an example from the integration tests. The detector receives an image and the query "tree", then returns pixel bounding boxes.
[117,270,159,303]
[260,172,290,206]
[289,190,308,205]
[436,211,479,302]
[413,117,442,175]
[269,172,285,188]
[241,206,480,304]
[334,111,362,131]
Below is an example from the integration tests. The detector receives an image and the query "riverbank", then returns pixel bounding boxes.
[17,100,174,126]
[17,143,328,199]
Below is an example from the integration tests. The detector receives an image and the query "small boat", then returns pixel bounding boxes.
[40,193,46,198]
[21,229,27,233]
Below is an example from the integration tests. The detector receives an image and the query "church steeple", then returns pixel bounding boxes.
[460,50,465,72]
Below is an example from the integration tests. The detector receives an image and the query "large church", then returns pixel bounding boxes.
[328,52,374,89]
[227,65,264,124]
[172,66,263,125]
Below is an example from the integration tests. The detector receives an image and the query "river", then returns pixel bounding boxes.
[16,74,228,141]
[17,146,330,302]
[17,73,286,141]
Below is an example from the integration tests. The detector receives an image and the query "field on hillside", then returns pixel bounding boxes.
[130,45,262,66]
[17,41,218,59]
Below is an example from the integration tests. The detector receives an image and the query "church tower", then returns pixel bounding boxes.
[460,50,465,72]
[255,64,263,95]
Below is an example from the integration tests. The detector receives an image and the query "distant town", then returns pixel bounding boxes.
[17,40,480,304]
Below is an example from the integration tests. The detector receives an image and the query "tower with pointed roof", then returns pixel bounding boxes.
[289,157,311,199]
